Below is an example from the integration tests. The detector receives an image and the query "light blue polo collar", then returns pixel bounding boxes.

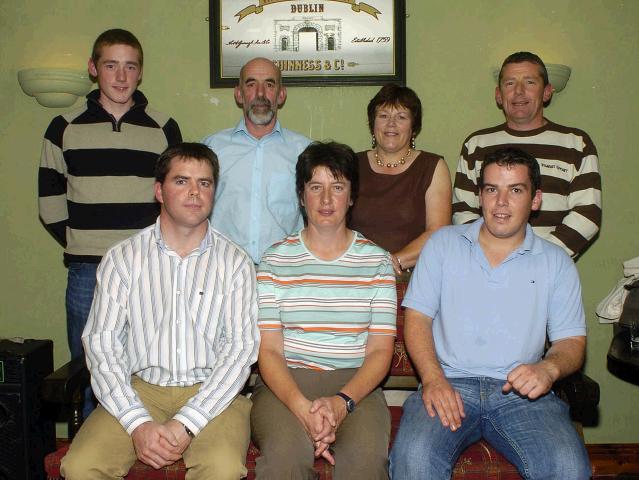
[461,218,542,256]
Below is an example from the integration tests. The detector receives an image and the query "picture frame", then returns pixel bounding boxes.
[209,0,406,87]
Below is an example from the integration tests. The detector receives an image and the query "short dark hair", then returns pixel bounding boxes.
[155,143,219,187]
[91,29,144,67]
[296,141,359,220]
[479,147,541,197]
[366,84,422,137]
[498,51,548,86]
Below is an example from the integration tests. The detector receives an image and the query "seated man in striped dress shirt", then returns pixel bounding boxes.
[61,143,259,480]
[452,51,601,259]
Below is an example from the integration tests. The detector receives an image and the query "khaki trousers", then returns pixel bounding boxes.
[61,376,252,480]
[251,368,390,480]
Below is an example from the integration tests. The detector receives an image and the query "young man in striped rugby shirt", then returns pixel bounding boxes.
[61,143,258,479]
[452,51,601,259]
[38,29,182,417]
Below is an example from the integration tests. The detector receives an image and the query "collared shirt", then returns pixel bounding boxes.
[82,218,259,436]
[202,119,312,263]
[403,219,586,380]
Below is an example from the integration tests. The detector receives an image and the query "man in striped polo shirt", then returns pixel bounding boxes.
[38,29,182,413]
[452,51,601,259]
[61,143,258,479]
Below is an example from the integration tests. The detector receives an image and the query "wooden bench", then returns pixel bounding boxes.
[43,277,600,479]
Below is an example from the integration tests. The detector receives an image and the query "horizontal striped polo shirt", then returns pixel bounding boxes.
[452,120,601,258]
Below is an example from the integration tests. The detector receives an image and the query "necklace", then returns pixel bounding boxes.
[375,147,412,168]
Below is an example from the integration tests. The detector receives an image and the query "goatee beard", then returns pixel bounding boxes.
[247,97,275,125]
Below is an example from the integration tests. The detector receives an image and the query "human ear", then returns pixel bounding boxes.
[495,86,503,107]
[154,182,164,204]
[88,58,98,78]
[531,189,542,211]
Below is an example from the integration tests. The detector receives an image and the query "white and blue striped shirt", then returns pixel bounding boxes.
[82,218,259,435]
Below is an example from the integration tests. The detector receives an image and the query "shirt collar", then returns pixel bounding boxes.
[233,117,283,142]
[153,217,214,256]
[501,118,553,137]
[86,89,148,115]
[461,218,541,256]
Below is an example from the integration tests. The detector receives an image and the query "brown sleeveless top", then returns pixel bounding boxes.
[349,150,441,253]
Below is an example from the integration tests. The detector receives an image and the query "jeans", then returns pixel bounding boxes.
[390,377,591,480]
[65,262,98,418]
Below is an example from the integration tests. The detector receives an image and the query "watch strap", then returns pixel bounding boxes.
[336,391,355,413]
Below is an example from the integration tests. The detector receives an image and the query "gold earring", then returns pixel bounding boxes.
[371,135,377,149]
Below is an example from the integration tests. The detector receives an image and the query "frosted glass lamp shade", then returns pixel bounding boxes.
[18,68,92,108]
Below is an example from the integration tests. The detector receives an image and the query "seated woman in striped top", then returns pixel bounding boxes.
[251,141,397,480]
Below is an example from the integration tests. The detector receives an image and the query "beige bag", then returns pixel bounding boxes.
[596,256,639,323]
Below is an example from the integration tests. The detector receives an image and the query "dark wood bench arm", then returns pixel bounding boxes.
[40,356,90,438]
[552,371,600,426]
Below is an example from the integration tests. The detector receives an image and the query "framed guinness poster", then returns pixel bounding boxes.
[209,0,406,87]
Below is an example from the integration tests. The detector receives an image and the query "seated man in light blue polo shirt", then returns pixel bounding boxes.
[390,147,591,480]
[202,57,311,264]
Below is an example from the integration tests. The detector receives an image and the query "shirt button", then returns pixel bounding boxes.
[176,290,181,295]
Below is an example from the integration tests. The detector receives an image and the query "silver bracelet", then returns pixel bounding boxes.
[395,255,403,271]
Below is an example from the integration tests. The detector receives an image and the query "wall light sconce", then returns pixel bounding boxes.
[493,63,572,93]
[18,68,92,108]
[545,64,572,93]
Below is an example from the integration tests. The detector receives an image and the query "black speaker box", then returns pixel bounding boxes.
[0,339,55,480]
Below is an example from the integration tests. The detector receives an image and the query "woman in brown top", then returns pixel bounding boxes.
[350,84,452,275]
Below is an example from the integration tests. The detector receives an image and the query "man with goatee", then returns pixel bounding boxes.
[202,57,311,264]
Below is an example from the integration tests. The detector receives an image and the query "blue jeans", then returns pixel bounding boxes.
[390,377,591,480]
[66,262,98,418]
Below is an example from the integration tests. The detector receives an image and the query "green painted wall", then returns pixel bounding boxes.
[1,0,637,443]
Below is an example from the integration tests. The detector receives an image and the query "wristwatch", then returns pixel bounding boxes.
[336,392,356,413]
[184,424,195,439]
